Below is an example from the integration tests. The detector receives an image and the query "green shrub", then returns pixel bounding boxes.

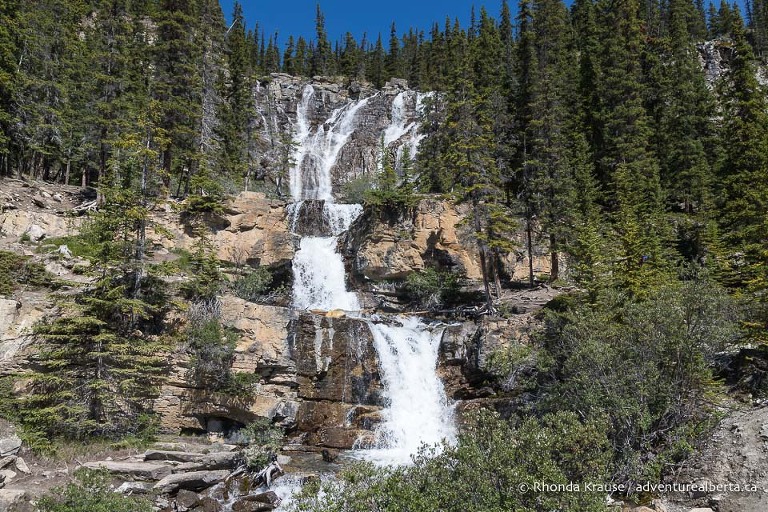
[240,417,284,469]
[0,250,56,295]
[37,468,154,512]
[186,309,238,391]
[539,277,741,485]
[294,410,611,512]
[405,267,463,309]
[230,266,272,302]
[340,174,375,203]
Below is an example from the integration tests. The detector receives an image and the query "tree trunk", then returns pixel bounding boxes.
[526,209,535,288]
[550,233,559,282]
[472,205,494,312]
[64,158,71,186]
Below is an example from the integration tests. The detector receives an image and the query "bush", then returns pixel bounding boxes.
[187,309,238,391]
[239,417,284,469]
[0,250,56,295]
[230,266,272,302]
[37,468,154,512]
[340,174,375,204]
[293,410,611,512]
[405,267,463,309]
[539,276,741,485]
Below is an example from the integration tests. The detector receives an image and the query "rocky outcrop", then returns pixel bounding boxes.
[293,312,384,448]
[660,403,768,512]
[0,293,48,376]
[345,199,553,285]
[151,192,293,269]
[154,297,299,433]
[253,74,422,195]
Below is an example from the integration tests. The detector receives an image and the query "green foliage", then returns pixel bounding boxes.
[183,169,227,215]
[364,144,418,209]
[180,237,225,301]
[240,417,284,469]
[230,266,273,302]
[37,468,154,512]
[539,275,741,484]
[404,267,463,309]
[340,174,375,204]
[294,410,611,512]
[186,304,237,391]
[0,250,55,295]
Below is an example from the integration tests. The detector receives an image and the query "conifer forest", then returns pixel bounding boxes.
[1,0,768,510]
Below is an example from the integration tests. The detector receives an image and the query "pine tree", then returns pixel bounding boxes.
[0,0,18,166]
[442,29,515,309]
[368,35,386,87]
[154,0,204,196]
[26,124,170,439]
[312,5,333,75]
[718,10,768,339]
[595,0,670,292]
[216,2,253,188]
[386,22,401,78]
[653,0,716,215]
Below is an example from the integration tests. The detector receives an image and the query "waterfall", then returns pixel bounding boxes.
[359,317,456,465]
[290,85,374,202]
[288,82,455,470]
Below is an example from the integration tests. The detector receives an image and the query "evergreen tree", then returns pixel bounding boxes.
[595,0,670,292]
[0,0,18,166]
[368,35,386,87]
[154,0,204,196]
[26,137,170,439]
[386,22,401,78]
[718,11,768,339]
[312,5,333,75]
[216,2,253,189]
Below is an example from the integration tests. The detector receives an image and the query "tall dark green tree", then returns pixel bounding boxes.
[154,0,204,196]
[718,11,768,340]
[595,0,669,292]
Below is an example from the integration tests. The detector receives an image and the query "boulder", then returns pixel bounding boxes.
[176,489,201,510]
[153,470,230,494]
[0,436,21,457]
[232,491,282,512]
[0,489,26,510]
[193,497,224,512]
[115,481,153,494]
[82,461,172,481]
[143,450,239,469]
[0,456,16,469]
[14,457,29,474]
[23,224,45,241]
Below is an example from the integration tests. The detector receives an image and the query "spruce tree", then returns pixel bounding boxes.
[718,11,768,339]
[595,0,670,292]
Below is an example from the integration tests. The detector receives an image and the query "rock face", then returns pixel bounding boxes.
[154,297,299,433]
[253,74,423,196]
[151,192,293,269]
[345,199,553,285]
[293,312,384,448]
[661,404,768,512]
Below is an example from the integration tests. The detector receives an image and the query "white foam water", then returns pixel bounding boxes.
[290,85,373,202]
[288,83,455,472]
[356,316,456,465]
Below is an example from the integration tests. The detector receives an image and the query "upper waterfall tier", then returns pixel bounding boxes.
[256,76,425,202]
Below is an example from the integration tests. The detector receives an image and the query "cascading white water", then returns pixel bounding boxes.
[288,82,455,469]
[290,85,374,202]
[292,233,360,311]
[358,316,457,465]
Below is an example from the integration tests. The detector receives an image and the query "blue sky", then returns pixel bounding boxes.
[218,1,503,45]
